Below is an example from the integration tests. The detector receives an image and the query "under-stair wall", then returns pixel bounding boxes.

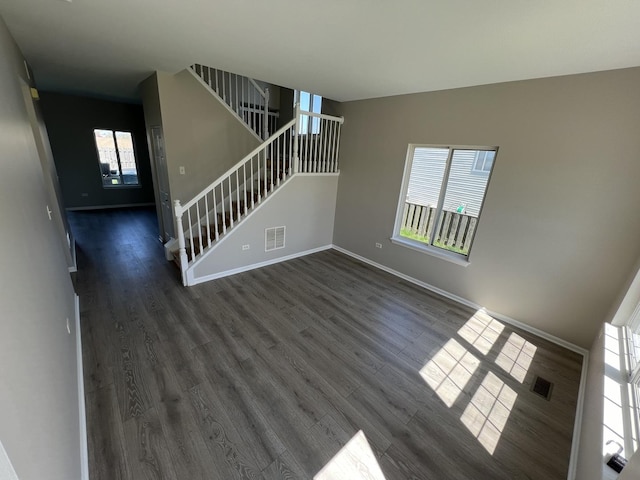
[189,174,339,284]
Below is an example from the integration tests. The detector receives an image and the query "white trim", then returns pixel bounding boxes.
[295,172,340,177]
[390,235,470,267]
[67,202,155,211]
[299,109,345,124]
[186,68,263,143]
[330,244,588,480]
[74,294,89,480]
[567,352,589,480]
[190,245,333,285]
[68,234,77,273]
[331,244,587,356]
[0,439,19,480]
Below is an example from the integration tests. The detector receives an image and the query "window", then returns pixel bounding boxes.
[472,150,495,173]
[393,145,497,260]
[296,90,322,134]
[94,129,139,187]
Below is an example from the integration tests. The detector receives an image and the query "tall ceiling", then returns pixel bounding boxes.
[1,0,639,102]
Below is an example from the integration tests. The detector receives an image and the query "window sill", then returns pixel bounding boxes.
[102,184,142,189]
[390,236,470,267]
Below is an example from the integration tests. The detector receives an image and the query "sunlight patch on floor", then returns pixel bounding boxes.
[420,339,480,407]
[314,430,386,480]
[460,372,517,454]
[457,309,504,355]
[495,332,536,382]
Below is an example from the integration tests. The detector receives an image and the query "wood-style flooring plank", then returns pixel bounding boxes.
[71,208,583,480]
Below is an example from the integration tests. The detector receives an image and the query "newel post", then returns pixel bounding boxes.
[293,102,300,174]
[174,200,189,286]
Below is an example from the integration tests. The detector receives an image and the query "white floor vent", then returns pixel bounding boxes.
[265,226,285,251]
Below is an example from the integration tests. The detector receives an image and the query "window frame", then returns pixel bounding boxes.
[294,90,322,135]
[93,128,141,189]
[391,144,498,265]
[472,150,495,174]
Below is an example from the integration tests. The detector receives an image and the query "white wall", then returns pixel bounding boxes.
[0,16,82,480]
[192,175,338,281]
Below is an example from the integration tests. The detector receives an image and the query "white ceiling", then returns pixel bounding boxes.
[1,0,639,102]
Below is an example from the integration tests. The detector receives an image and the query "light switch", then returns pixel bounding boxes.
[179,166,185,175]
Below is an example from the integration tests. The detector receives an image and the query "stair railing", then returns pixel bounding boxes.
[174,105,344,285]
[191,64,272,140]
[296,104,344,173]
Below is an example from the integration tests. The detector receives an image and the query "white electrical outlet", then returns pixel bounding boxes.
[242,244,250,251]
[179,166,185,175]
[375,242,383,249]
[66,318,71,334]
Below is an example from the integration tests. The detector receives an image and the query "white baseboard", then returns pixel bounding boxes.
[331,244,588,480]
[331,244,587,356]
[190,244,333,285]
[74,294,89,480]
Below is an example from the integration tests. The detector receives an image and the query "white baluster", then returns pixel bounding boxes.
[335,123,342,171]
[250,156,255,207]
[228,176,234,228]
[235,74,239,115]
[220,182,227,235]
[187,208,195,260]
[242,163,248,215]
[264,88,270,139]
[204,193,211,248]
[269,143,274,191]
[222,71,227,103]
[322,119,328,172]
[276,137,281,185]
[212,187,219,241]
[236,170,241,220]
[195,202,203,255]
[293,103,300,174]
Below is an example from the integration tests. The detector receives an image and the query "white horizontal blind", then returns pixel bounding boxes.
[407,148,490,217]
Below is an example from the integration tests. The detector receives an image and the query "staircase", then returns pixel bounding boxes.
[172,71,344,286]
[190,64,278,140]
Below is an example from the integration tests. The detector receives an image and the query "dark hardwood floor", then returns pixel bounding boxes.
[70,207,583,480]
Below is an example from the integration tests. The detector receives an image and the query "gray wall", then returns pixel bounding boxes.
[333,67,640,349]
[39,91,155,209]
[0,16,82,480]
[153,70,261,204]
[193,175,338,280]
